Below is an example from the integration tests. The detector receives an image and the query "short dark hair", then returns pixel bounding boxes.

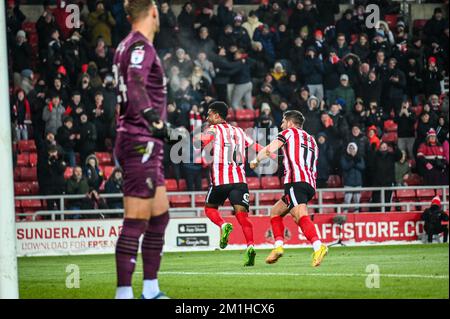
[208,101,228,120]
[283,110,305,128]
[124,0,154,23]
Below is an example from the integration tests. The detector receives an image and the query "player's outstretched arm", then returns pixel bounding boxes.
[250,139,283,169]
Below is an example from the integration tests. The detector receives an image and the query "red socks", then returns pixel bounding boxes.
[204,206,225,227]
[298,215,319,243]
[271,215,285,242]
[235,212,254,246]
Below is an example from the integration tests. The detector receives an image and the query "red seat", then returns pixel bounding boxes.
[261,176,281,189]
[95,152,113,165]
[259,193,277,205]
[21,200,43,212]
[327,175,342,188]
[247,177,260,190]
[18,140,36,152]
[64,167,73,179]
[226,109,235,121]
[195,194,206,206]
[384,14,398,29]
[335,192,345,203]
[413,19,427,31]
[201,179,210,190]
[412,105,423,117]
[235,109,256,121]
[383,120,398,132]
[382,132,398,143]
[22,22,36,33]
[102,166,115,179]
[20,167,37,181]
[178,179,187,191]
[169,195,191,207]
[14,167,21,181]
[320,207,336,213]
[14,182,31,195]
[29,181,39,195]
[403,173,423,186]
[29,152,38,167]
[416,189,435,201]
[17,153,30,167]
[237,121,254,130]
[322,191,335,202]
[395,189,416,202]
[361,191,372,203]
[165,179,178,191]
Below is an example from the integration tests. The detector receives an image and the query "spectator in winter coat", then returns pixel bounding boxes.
[368,142,402,211]
[395,150,411,186]
[301,46,324,102]
[242,10,263,45]
[421,196,449,243]
[155,1,177,54]
[414,112,435,159]
[56,116,77,167]
[41,144,67,213]
[87,1,116,46]
[341,142,365,212]
[345,124,370,160]
[330,74,355,114]
[300,95,322,138]
[104,168,124,210]
[77,113,97,165]
[436,116,449,145]
[386,58,407,115]
[316,132,334,188]
[395,101,416,160]
[417,129,448,185]
[423,56,443,97]
[66,166,91,213]
[345,99,368,130]
[12,30,32,88]
[323,48,344,104]
[352,33,371,63]
[366,102,388,134]
[43,92,66,135]
[84,154,104,192]
[11,89,30,141]
[253,23,279,64]
[367,125,381,151]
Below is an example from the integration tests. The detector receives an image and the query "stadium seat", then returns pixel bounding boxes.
[21,200,43,213]
[102,166,115,179]
[14,167,21,181]
[165,179,178,191]
[226,108,235,121]
[335,192,345,203]
[64,167,73,180]
[416,189,435,201]
[321,191,335,203]
[202,179,210,190]
[395,189,417,202]
[95,152,113,165]
[235,109,256,121]
[247,177,261,190]
[259,193,277,205]
[383,120,398,132]
[29,152,38,167]
[17,153,30,167]
[29,181,39,195]
[260,176,281,189]
[412,105,423,117]
[361,191,372,203]
[384,14,398,28]
[327,175,342,188]
[169,195,191,207]
[413,19,427,31]
[381,132,398,143]
[14,182,31,195]
[20,167,37,181]
[403,173,423,186]
[178,179,187,191]
[195,194,206,206]
[22,22,36,33]
[18,140,36,153]
[320,207,336,214]
[237,121,255,130]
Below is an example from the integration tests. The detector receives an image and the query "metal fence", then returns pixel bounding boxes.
[15,185,449,221]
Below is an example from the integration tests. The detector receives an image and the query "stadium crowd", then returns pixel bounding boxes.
[7,0,449,214]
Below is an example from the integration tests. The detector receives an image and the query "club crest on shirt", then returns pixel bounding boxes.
[131,46,145,65]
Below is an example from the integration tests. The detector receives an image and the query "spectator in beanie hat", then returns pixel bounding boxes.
[422,196,449,243]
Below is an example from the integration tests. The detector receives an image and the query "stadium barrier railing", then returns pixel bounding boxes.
[14,185,449,221]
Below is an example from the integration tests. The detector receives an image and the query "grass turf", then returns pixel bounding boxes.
[18,244,449,299]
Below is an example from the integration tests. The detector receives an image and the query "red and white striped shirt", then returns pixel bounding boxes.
[206,123,254,186]
[277,128,319,189]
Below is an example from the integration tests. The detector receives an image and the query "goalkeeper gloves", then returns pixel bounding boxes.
[142,108,169,140]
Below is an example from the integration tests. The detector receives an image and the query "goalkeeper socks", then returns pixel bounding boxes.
[142,213,170,280]
[142,279,160,299]
[298,215,320,247]
[235,212,254,246]
[205,206,226,227]
[271,215,285,244]
[115,218,148,295]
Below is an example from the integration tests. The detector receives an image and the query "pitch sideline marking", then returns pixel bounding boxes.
[158,271,449,280]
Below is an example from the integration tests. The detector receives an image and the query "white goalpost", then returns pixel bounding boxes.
[0,1,19,299]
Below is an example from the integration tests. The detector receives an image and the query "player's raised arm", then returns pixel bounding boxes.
[250,137,284,169]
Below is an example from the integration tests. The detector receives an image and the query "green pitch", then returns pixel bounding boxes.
[18,244,448,299]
